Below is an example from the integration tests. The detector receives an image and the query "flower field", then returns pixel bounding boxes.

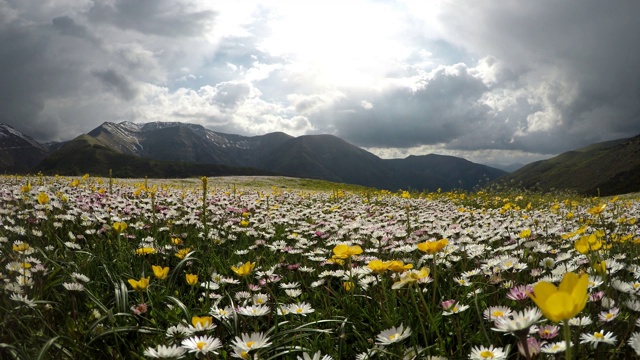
[2,174,640,359]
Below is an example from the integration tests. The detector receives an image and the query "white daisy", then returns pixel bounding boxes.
[231,331,272,352]
[628,332,640,355]
[375,324,411,346]
[236,304,270,317]
[469,344,508,359]
[296,350,333,360]
[143,344,187,358]
[288,302,315,316]
[62,282,85,291]
[579,330,617,348]
[181,335,222,355]
[491,308,541,334]
[540,341,569,354]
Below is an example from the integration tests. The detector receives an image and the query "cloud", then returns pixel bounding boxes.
[92,69,139,100]
[87,0,217,37]
[0,0,639,168]
[315,62,491,148]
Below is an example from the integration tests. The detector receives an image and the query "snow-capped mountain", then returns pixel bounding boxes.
[87,121,294,168]
[0,123,49,172]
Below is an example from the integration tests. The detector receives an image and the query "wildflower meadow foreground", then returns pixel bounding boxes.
[3,175,640,359]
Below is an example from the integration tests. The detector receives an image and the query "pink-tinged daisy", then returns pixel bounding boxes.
[517,337,541,359]
[597,307,620,322]
[506,284,533,301]
[442,302,469,316]
[537,324,560,339]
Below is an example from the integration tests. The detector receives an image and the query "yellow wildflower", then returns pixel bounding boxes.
[175,248,192,259]
[13,242,30,252]
[191,316,213,329]
[112,222,127,234]
[135,247,156,255]
[36,192,49,205]
[367,259,389,274]
[574,233,602,254]
[127,276,150,291]
[392,267,431,289]
[332,244,363,259]
[151,265,169,280]
[416,238,449,254]
[186,273,199,286]
[592,261,607,275]
[529,272,588,323]
[343,281,355,291]
[386,260,413,273]
[231,261,256,277]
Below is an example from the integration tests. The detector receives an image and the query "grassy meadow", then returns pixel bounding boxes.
[2,174,640,359]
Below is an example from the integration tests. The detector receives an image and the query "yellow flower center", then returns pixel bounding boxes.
[389,333,399,341]
[492,311,504,317]
[605,313,613,319]
[594,332,604,340]
[480,350,495,358]
[197,341,206,350]
[246,341,255,348]
[296,308,303,313]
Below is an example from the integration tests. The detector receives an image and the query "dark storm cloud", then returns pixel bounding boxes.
[0,0,219,142]
[52,15,96,42]
[328,63,490,148]
[92,69,139,101]
[0,23,78,140]
[436,0,640,151]
[87,0,216,37]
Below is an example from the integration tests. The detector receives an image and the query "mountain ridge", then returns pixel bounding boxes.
[1,120,507,191]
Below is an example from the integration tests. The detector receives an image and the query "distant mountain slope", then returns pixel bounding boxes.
[0,123,49,173]
[35,134,276,178]
[259,134,397,189]
[28,120,507,191]
[387,154,507,191]
[497,135,640,195]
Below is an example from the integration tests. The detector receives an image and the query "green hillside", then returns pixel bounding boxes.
[497,135,640,195]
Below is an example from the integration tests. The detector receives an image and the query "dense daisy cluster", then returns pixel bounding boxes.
[1,175,640,359]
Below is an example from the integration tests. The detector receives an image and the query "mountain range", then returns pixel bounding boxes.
[3,121,639,195]
[0,121,505,191]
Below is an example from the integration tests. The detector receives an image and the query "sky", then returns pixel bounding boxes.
[1,0,640,167]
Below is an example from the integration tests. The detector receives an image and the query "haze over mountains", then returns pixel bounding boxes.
[0,121,505,191]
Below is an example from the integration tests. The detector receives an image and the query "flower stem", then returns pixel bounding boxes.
[563,319,572,360]
[414,283,445,353]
